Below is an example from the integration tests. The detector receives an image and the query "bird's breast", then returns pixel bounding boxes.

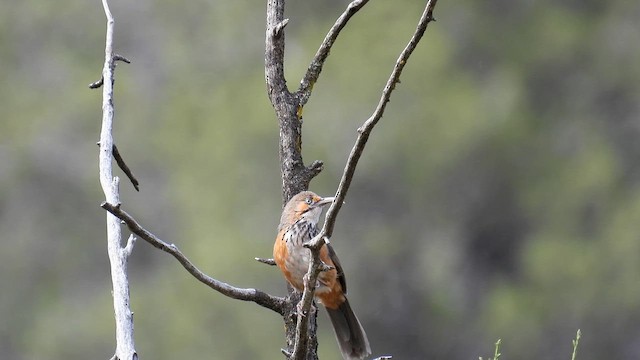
[284,243,311,290]
[277,220,333,294]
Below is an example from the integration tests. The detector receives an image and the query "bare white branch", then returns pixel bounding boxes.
[97,0,137,358]
[123,234,137,257]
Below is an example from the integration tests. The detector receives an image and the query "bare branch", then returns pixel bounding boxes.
[89,76,104,89]
[96,0,138,358]
[297,0,370,106]
[281,348,292,357]
[112,144,140,191]
[113,54,131,64]
[101,202,287,315]
[291,235,327,360]
[255,257,278,266]
[96,142,140,191]
[291,1,440,357]
[90,56,130,89]
[123,234,137,257]
[323,0,439,238]
[304,160,324,180]
[272,18,290,37]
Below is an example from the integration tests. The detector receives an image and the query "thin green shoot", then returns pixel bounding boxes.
[479,338,501,360]
[571,329,581,360]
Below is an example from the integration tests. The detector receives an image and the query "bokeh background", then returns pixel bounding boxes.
[2,0,640,359]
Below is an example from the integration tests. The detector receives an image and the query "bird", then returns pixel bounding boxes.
[273,191,371,360]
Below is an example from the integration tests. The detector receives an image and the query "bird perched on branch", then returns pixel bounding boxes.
[274,191,371,360]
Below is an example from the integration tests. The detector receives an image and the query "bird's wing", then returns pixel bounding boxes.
[326,243,347,294]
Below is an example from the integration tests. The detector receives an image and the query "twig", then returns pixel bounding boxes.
[89,76,104,89]
[101,202,287,315]
[112,144,140,191]
[281,348,292,357]
[303,160,324,181]
[297,0,370,107]
[292,0,440,357]
[96,0,138,358]
[123,234,137,258]
[290,235,327,360]
[255,257,277,266]
[90,55,130,89]
[113,54,131,63]
[96,142,140,191]
[571,329,581,360]
[272,19,290,37]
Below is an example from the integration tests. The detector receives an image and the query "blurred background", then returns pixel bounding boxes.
[2,0,640,359]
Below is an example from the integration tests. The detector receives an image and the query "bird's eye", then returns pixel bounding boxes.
[305,197,313,205]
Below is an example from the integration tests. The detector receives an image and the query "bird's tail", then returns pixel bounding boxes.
[325,297,371,360]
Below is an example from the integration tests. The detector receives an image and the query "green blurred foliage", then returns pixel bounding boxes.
[1,0,640,359]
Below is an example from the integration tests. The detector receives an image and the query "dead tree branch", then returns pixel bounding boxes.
[95,0,138,358]
[96,142,140,191]
[112,144,140,191]
[256,257,278,266]
[101,202,286,315]
[289,235,328,360]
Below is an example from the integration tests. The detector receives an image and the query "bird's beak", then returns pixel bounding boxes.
[316,196,335,207]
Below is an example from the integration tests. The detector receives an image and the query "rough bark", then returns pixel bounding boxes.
[265,0,324,206]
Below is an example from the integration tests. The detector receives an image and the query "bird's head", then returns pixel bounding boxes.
[279,191,335,228]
